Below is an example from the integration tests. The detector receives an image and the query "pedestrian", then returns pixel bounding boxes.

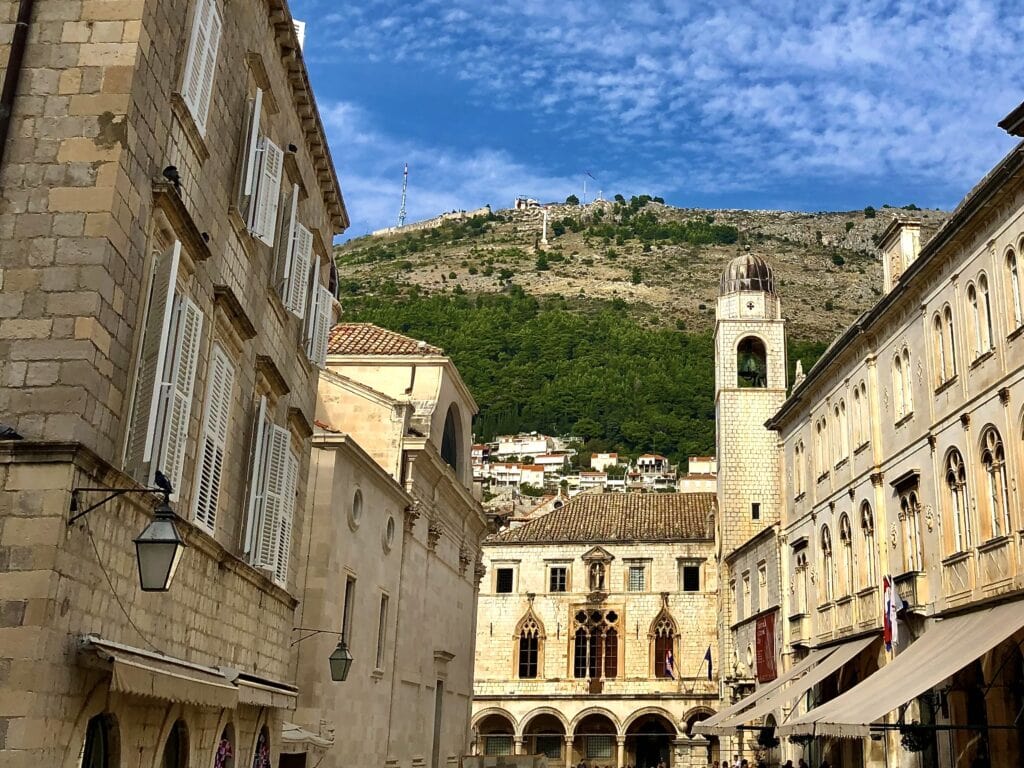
[798,760,809,768]
[783,761,794,768]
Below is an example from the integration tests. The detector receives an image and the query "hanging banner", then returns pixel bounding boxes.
[755,613,778,682]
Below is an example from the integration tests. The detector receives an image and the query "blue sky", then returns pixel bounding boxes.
[290,0,1023,239]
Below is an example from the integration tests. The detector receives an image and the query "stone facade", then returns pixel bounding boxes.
[0,0,345,765]
[301,329,490,767]
[471,494,720,768]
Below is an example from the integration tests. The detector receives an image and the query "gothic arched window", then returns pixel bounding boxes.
[737,336,768,388]
[839,514,853,597]
[1009,248,1024,329]
[900,491,923,572]
[981,427,1011,538]
[979,273,994,352]
[441,405,461,471]
[517,615,541,679]
[945,448,971,553]
[652,613,676,678]
[860,503,876,587]
[820,526,834,603]
[572,609,619,679]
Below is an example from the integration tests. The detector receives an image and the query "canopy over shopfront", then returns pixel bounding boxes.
[695,635,875,736]
[778,600,1024,738]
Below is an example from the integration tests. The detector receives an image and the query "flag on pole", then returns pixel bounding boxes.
[664,648,675,680]
[883,575,906,652]
[704,646,713,681]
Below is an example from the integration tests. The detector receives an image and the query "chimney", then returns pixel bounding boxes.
[879,217,921,293]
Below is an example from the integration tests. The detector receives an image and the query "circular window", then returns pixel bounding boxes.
[746,645,754,668]
[348,489,363,531]
[383,515,396,552]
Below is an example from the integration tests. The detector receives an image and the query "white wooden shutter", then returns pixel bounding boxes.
[153,295,203,496]
[285,224,313,317]
[125,241,181,480]
[244,395,269,556]
[254,424,291,581]
[182,0,222,135]
[192,344,235,532]
[275,447,299,585]
[275,183,299,299]
[249,137,283,246]
[307,284,332,368]
[241,88,264,199]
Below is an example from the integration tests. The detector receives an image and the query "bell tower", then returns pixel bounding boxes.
[714,253,787,555]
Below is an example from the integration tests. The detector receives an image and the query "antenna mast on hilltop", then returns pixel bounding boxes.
[396,162,408,227]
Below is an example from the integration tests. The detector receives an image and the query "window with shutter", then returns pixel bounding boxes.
[152,295,203,497]
[237,88,264,219]
[124,241,181,482]
[181,0,222,135]
[275,446,299,585]
[274,184,298,300]
[307,284,333,368]
[192,344,235,532]
[244,396,269,557]
[253,424,288,577]
[248,137,283,246]
[285,224,313,317]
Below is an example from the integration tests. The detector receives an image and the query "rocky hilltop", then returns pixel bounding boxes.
[336,200,948,340]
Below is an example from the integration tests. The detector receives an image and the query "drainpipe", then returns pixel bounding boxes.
[0,0,34,175]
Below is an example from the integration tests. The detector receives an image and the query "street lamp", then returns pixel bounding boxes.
[292,628,354,682]
[328,640,354,682]
[133,497,186,591]
[68,482,187,593]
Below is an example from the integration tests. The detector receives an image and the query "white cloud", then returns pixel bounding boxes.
[299,0,1024,229]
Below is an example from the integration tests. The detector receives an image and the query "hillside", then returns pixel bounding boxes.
[333,199,947,461]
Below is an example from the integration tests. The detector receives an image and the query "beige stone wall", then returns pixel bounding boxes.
[0,0,345,764]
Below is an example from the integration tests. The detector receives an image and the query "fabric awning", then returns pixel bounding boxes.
[778,600,1024,738]
[235,672,299,709]
[694,645,837,735]
[719,634,877,730]
[81,635,238,709]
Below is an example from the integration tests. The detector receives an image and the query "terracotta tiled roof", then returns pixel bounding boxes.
[326,323,443,356]
[488,492,715,544]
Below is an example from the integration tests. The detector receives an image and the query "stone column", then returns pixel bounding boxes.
[564,736,575,768]
[514,737,525,756]
[616,736,626,768]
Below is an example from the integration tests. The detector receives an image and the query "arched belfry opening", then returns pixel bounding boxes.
[737,336,768,388]
[441,404,461,471]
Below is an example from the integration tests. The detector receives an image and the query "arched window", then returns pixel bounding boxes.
[900,491,922,572]
[981,428,1011,537]
[901,347,914,415]
[162,720,188,768]
[441,405,461,471]
[794,440,805,497]
[857,381,870,446]
[852,388,862,446]
[820,526,834,603]
[892,354,905,419]
[517,616,541,679]
[80,714,116,768]
[838,400,849,459]
[1009,248,1024,329]
[933,312,946,386]
[945,449,971,553]
[573,609,619,679]
[252,726,271,768]
[795,551,809,613]
[815,418,828,477]
[652,613,676,678]
[737,336,768,388]
[215,725,235,768]
[967,282,981,356]
[979,274,994,352]
[860,503,876,587]
[839,514,853,597]
[944,305,958,378]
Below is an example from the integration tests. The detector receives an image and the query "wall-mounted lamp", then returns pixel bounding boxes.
[291,628,353,682]
[69,481,186,593]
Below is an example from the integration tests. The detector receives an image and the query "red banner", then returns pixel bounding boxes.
[755,613,777,683]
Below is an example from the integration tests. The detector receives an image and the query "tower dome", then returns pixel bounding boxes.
[719,254,775,295]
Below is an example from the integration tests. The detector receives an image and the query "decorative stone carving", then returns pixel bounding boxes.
[427,519,442,550]
[890,522,899,548]
[458,545,471,575]
[924,505,935,532]
[404,500,421,533]
[473,560,487,586]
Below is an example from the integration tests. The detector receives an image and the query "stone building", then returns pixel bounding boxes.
[291,323,489,768]
[699,105,1024,768]
[471,492,720,768]
[0,0,345,766]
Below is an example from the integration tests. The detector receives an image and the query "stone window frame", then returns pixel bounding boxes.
[678,558,703,592]
[546,561,571,593]
[493,562,518,595]
[623,558,651,592]
[757,560,769,611]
